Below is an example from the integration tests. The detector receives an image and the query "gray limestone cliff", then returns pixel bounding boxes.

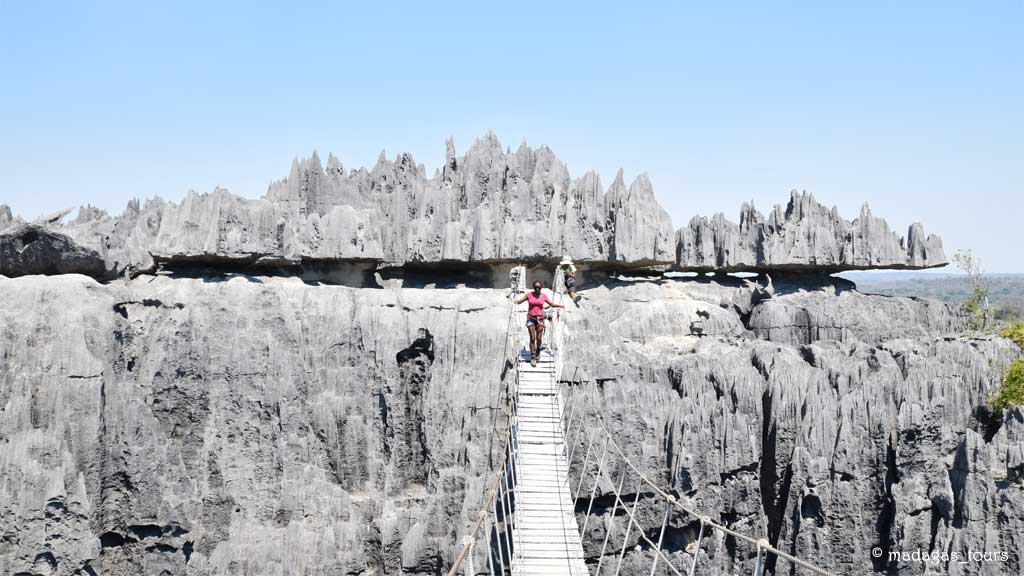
[0,224,108,278]
[0,134,675,279]
[0,271,1020,576]
[0,204,15,230]
[0,134,1010,576]
[1,135,945,280]
[676,191,946,272]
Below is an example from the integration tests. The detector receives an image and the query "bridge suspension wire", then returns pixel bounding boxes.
[446,264,527,576]
[561,382,837,576]
[566,406,685,576]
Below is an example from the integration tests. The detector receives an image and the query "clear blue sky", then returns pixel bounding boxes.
[2,1,1021,271]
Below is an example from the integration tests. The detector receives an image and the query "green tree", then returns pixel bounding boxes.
[991,323,1024,414]
[991,360,1024,413]
[954,249,989,331]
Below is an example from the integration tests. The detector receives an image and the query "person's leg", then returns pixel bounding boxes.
[536,322,545,354]
[527,322,535,355]
[567,276,580,302]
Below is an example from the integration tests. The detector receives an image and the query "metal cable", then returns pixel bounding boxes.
[492,495,506,575]
[595,468,628,574]
[549,357,573,574]
[568,386,836,576]
[615,475,646,576]
[446,424,513,576]
[485,512,496,576]
[649,504,671,576]
[572,429,597,501]
[499,465,513,571]
[579,439,608,535]
[446,269,526,576]
[688,519,705,576]
[594,449,685,576]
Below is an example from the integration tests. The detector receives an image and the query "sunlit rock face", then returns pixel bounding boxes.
[1,135,999,576]
[0,274,510,576]
[1,270,1019,576]
[0,224,109,278]
[1,133,675,278]
[0,204,14,229]
[1,135,945,281]
[676,191,947,272]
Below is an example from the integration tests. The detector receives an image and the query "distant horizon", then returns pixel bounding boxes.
[841,270,1024,278]
[2,2,1020,272]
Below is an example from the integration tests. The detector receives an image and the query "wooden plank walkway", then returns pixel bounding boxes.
[511,349,589,576]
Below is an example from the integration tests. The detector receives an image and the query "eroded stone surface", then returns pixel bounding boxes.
[0,204,15,230]
[746,279,965,345]
[0,272,1019,576]
[560,280,1019,575]
[676,191,947,272]
[1,136,947,279]
[11,134,675,277]
[0,223,109,279]
[0,274,510,575]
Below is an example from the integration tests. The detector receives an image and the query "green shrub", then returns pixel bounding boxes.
[990,323,1024,414]
[1000,322,1024,350]
[992,359,1024,413]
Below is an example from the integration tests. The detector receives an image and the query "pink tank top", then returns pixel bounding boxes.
[526,291,549,318]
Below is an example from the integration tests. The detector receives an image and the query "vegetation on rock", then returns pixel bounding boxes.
[954,249,991,330]
[991,322,1024,413]
[848,273,1024,324]
[991,359,1024,413]
[1000,322,1024,350]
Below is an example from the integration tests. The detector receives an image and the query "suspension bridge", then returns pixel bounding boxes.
[448,266,834,576]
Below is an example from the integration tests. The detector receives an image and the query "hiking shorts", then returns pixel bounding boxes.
[565,275,577,290]
[526,315,545,327]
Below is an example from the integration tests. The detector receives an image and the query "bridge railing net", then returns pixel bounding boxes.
[445,265,526,576]
[553,382,835,576]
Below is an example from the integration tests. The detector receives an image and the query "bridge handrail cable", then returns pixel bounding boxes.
[561,383,836,576]
[446,264,527,576]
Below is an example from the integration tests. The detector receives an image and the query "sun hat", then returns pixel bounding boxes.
[559,255,573,265]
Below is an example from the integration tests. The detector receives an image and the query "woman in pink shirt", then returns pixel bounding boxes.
[515,280,564,366]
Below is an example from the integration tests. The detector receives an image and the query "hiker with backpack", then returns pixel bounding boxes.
[559,256,581,304]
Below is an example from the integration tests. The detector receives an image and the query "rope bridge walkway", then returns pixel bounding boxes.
[510,347,588,575]
[448,266,835,576]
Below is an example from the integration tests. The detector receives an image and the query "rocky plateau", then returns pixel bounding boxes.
[0,134,1018,576]
[1,132,945,281]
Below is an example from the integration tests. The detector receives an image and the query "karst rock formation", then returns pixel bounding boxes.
[0,131,945,281]
[0,134,1019,576]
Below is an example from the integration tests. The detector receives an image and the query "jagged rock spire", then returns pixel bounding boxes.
[676,190,946,271]
[0,204,14,231]
[0,135,947,279]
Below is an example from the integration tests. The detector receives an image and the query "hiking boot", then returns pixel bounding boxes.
[531,356,537,367]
